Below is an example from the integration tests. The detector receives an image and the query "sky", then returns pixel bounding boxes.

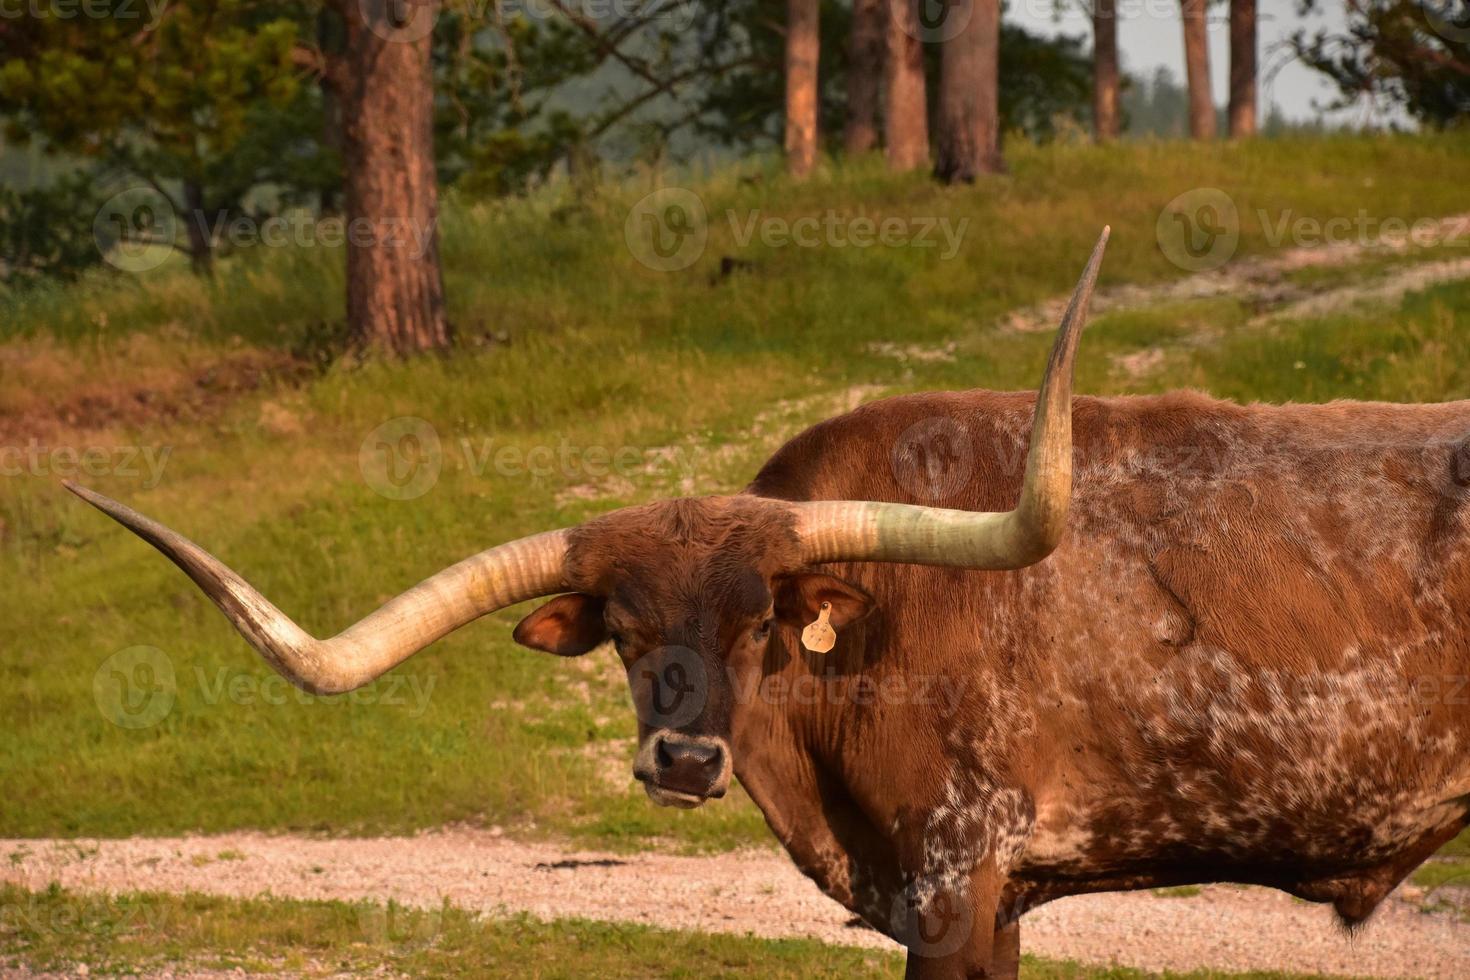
[1005,0,1405,127]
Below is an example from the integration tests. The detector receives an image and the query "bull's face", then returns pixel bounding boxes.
[510,497,874,808]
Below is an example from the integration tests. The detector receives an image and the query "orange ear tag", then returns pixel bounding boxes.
[801,601,837,653]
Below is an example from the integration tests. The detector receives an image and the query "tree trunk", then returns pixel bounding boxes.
[884,0,929,171]
[784,0,820,178]
[182,179,213,273]
[1228,0,1257,137]
[844,0,884,154]
[317,8,343,215]
[1093,0,1120,141]
[1181,0,1215,140]
[336,0,450,354]
[934,0,1002,183]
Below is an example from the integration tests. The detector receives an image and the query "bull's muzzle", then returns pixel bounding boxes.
[633,731,731,808]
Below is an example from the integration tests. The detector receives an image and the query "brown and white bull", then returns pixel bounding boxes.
[70,230,1470,978]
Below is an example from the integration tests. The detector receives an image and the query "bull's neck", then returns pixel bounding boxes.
[733,621,956,821]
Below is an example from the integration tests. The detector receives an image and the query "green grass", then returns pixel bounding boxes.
[1412,857,1470,890]
[0,883,1343,979]
[2,132,1469,854]
[1441,833,1470,859]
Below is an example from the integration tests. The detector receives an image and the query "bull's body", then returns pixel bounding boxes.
[71,234,1470,977]
[740,388,1470,957]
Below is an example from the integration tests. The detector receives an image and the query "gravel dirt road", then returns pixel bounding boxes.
[4,831,1467,978]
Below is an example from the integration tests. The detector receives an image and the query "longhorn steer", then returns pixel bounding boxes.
[70,230,1470,978]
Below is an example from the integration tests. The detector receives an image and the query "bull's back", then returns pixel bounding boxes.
[753,385,1470,683]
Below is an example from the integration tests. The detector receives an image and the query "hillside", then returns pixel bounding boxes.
[2,134,1469,853]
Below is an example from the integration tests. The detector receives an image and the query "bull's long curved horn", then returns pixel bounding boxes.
[64,482,570,694]
[791,226,1109,570]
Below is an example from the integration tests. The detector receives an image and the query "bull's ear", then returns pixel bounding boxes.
[513,593,608,656]
[773,573,874,631]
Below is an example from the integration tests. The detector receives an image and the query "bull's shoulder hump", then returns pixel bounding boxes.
[747,389,1169,501]
[748,388,1470,502]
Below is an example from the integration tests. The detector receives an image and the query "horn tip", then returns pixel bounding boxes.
[63,481,125,520]
[63,480,102,504]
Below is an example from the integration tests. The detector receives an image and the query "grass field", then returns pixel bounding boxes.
[2,133,1470,856]
[0,883,1345,979]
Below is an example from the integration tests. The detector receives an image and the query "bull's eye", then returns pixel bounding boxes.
[752,618,774,643]
[609,632,626,653]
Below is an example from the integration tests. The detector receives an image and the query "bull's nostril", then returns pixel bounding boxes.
[652,736,726,795]
[655,737,675,770]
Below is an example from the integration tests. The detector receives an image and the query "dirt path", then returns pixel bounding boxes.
[1002,214,1470,335]
[5,832,1467,978]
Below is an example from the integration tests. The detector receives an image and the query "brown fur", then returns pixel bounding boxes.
[527,389,1470,979]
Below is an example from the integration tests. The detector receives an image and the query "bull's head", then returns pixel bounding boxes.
[67,229,1108,808]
